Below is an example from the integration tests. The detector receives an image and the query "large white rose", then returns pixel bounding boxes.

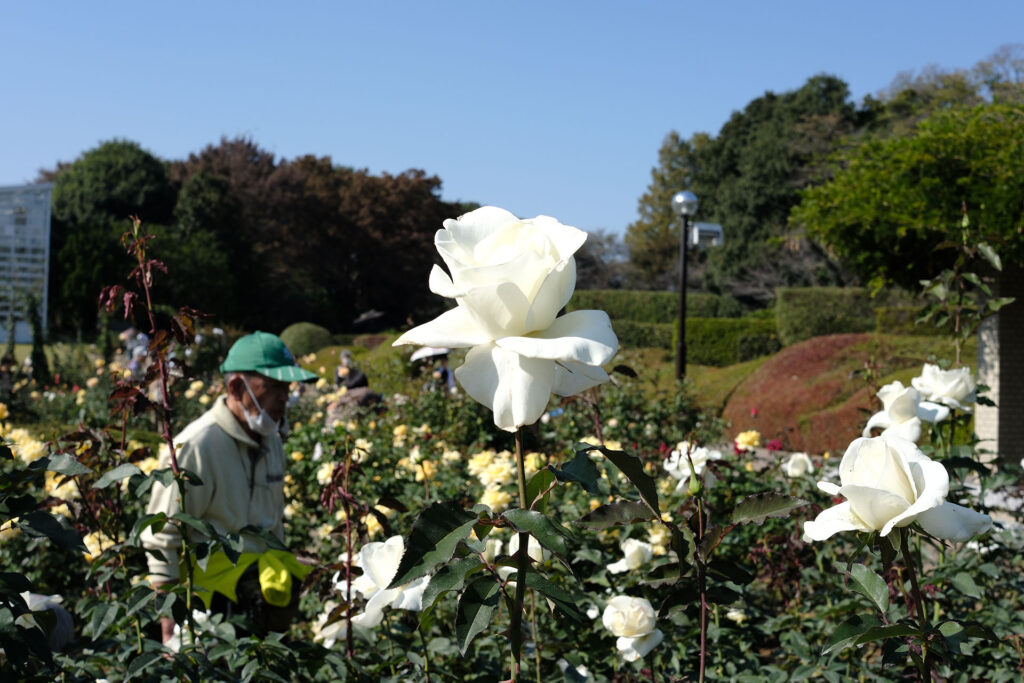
[911,364,976,412]
[602,595,663,662]
[803,435,991,543]
[664,441,722,492]
[347,535,428,629]
[607,537,654,574]
[863,381,949,443]
[393,207,618,431]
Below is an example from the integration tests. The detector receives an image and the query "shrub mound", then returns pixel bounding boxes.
[721,333,955,454]
[280,322,332,357]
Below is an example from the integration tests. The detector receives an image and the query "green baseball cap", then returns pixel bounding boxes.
[219,331,319,383]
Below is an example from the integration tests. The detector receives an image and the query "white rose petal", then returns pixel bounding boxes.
[783,452,815,478]
[863,381,950,442]
[616,629,664,662]
[607,538,654,574]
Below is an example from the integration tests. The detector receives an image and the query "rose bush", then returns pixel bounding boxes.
[803,435,991,542]
[393,206,618,431]
[911,363,976,412]
[601,595,663,662]
[863,380,949,442]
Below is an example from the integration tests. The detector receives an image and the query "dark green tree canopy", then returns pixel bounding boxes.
[792,102,1024,290]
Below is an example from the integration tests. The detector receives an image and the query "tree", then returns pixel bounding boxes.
[50,140,176,333]
[576,229,630,290]
[792,103,1024,291]
[626,75,859,301]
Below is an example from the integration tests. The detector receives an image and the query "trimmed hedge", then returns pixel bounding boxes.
[568,290,743,322]
[774,287,875,346]
[280,322,332,357]
[612,317,779,366]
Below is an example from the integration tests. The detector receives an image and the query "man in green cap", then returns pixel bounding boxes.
[142,331,318,644]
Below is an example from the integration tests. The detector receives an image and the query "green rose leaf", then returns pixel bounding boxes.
[93,463,142,489]
[501,509,574,560]
[950,571,983,599]
[455,575,501,655]
[421,556,483,612]
[526,469,556,512]
[239,524,288,551]
[129,512,167,544]
[171,512,218,539]
[552,450,602,494]
[976,242,1002,271]
[848,563,890,614]
[388,501,478,589]
[126,651,163,681]
[585,444,660,518]
[17,511,86,552]
[731,493,807,525]
[521,571,584,621]
[88,601,121,638]
[576,500,655,529]
[40,453,92,477]
[821,614,884,655]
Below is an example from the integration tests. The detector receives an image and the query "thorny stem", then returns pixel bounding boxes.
[900,532,933,680]
[343,449,355,658]
[696,497,708,683]
[509,427,530,683]
[530,592,541,683]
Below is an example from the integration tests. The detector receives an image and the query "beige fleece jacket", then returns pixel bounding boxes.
[141,396,287,582]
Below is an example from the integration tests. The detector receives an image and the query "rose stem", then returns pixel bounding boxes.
[900,531,932,679]
[697,496,708,683]
[509,427,530,682]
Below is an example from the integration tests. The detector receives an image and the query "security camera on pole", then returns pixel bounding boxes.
[672,191,698,381]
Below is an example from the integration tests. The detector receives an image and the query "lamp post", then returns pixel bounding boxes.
[672,190,699,380]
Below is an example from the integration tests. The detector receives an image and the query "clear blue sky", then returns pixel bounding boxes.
[3,2,1021,235]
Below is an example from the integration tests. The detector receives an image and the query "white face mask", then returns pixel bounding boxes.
[241,377,279,437]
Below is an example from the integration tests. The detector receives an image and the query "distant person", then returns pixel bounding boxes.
[434,354,457,395]
[335,349,368,390]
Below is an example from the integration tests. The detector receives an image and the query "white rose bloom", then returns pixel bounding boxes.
[863,380,949,442]
[393,206,618,431]
[348,536,428,629]
[312,600,347,649]
[803,435,991,543]
[602,595,663,662]
[911,364,976,412]
[607,538,654,574]
[664,441,722,492]
[783,452,815,478]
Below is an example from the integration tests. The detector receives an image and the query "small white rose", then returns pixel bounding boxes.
[664,441,722,491]
[607,538,654,574]
[911,364,976,412]
[803,435,991,543]
[348,536,428,629]
[783,452,815,478]
[616,629,664,662]
[602,595,657,638]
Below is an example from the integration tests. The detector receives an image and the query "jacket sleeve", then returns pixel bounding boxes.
[141,439,218,582]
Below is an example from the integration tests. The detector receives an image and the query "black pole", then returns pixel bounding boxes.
[675,214,689,381]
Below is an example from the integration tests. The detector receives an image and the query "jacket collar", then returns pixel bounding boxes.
[211,395,262,449]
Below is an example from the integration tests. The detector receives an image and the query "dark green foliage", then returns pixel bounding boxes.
[568,289,742,323]
[793,103,1024,290]
[627,75,859,301]
[279,322,332,357]
[25,294,50,385]
[611,317,778,365]
[50,140,176,333]
[682,318,781,366]
[874,306,937,336]
[774,287,875,346]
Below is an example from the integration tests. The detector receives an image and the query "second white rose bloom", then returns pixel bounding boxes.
[602,595,664,662]
[803,435,991,543]
[393,206,618,431]
[911,363,976,412]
